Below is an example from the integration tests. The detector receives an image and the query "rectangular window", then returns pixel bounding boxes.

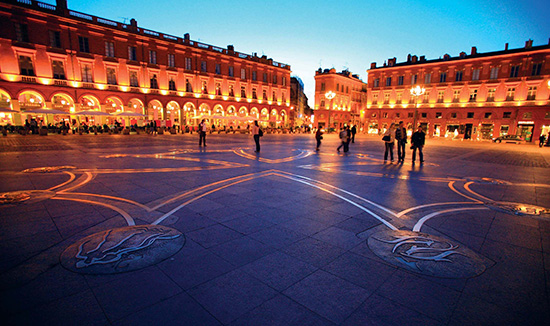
[439,72,447,83]
[527,86,537,100]
[149,50,157,64]
[186,79,193,92]
[384,93,390,104]
[49,30,61,48]
[228,66,234,77]
[467,112,474,118]
[373,78,380,87]
[455,71,463,81]
[78,36,90,53]
[437,90,445,103]
[14,23,29,42]
[81,63,93,83]
[435,112,442,118]
[424,73,431,84]
[506,87,515,101]
[282,77,286,86]
[129,71,139,87]
[201,61,207,72]
[503,112,512,119]
[263,90,267,100]
[472,69,480,81]
[385,77,392,86]
[252,88,257,99]
[487,88,496,101]
[202,81,208,94]
[128,46,137,61]
[510,65,520,78]
[52,60,65,80]
[273,74,277,84]
[398,76,404,86]
[408,112,413,118]
[272,91,277,101]
[263,73,267,83]
[167,54,175,68]
[469,90,477,102]
[241,68,246,80]
[215,63,221,75]
[229,85,234,96]
[150,74,158,89]
[105,41,115,57]
[106,67,117,85]
[321,83,325,92]
[500,125,509,136]
[484,112,492,119]
[19,55,35,76]
[252,71,257,81]
[241,86,246,98]
[421,113,427,118]
[396,93,402,103]
[185,57,192,70]
[531,63,542,76]
[453,90,460,102]
[216,83,221,95]
[372,93,378,104]
[490,67,499,79]
[411,74,417,85]
[451,112,457,119]
[383,112,388,118]
[168,77,176,91]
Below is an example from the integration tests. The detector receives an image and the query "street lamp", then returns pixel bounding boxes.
[410,85,425,131]
[325,91,336,128]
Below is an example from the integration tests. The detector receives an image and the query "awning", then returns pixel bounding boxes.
[112,111,147,117]
[74,110,111,116]
[22,108,69,115]
[0,107,17,113]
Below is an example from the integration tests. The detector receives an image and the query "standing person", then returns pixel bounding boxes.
[411,126,426,164]
[350,125,357,143]
[337,126,348,152]
[315,128,324,151]
[252,120,261,152]
[383,123,396,162]
[199,119,207,146]
[539,133,546,148]
[395,121,407,162]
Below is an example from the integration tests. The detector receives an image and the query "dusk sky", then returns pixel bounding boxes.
[49,0,550,106]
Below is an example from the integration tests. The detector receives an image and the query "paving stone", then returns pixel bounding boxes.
[283,270,370,324]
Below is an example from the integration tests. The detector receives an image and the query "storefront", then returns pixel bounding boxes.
[517,121,535,142]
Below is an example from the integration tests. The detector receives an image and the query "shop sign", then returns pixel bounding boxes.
[518,121,535,125]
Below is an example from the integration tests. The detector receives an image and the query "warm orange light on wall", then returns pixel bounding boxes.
[120,86,129,92]
[160,90,168,95]
[194,93,201,98]
[96,84,106,90]
[222,96,228,100]
[39,78,53,85]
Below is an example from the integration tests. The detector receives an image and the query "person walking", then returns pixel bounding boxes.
[199,119,207,146]
[252,120,261,152]
[350,125,357,143]
[411,126,426,164]
[395,121,407,162]
[344,126,352,152]
[539,133,546,148]
[383,123,396,162]
[315,128,324,151]
[337,126,348,152]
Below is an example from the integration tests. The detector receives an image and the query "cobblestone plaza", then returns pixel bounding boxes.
[1,133,549,325]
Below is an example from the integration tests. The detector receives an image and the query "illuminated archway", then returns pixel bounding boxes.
[49,93,73,114]
[148,100,163,120]
[0,89,12,109]
[79,95,101,111]
[226,105,236,116]
[198,103,210,116]
[238,106,248,117]
[213,104,224,116]
[19,90,45,110]
[182,102,195,126]
[250,107,259,119]
[260,108,269,121]
[166,101,181,127]
[105,96,124,114]
[128,98,144,114]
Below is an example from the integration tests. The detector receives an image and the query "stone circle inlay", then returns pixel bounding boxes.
[368,230,488,278]
[61,225,185,274]
[0,190,54,206]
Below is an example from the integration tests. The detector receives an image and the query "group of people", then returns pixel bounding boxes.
[383,121,425,163]
[198,119,263,152]
[315,125,357,152]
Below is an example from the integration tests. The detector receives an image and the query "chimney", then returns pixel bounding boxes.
[388,57,396,67]
[443,54,451,60]
[407,54,412,62]
[370,62,377,69]
[459,51,466,59]
[227,45,234,52]
[419,55,426,62]
[183,33,190,41]
[525,39,533,48]
[505,43,509,50]
[411,55,418,63]
[130,18,137,28]
[56,0,67,13]
[471,46,477,55]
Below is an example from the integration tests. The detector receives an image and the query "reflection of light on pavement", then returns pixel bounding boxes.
[233,149,313,164]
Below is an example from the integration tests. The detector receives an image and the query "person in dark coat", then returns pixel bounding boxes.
[344,126,351,152]
[337,126,348,152]
[315,128,324,151]
[395,121,407,162]
[411,126,426,164]
[350,125,357,143]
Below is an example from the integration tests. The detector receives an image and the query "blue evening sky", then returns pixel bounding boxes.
[50,0,550,106]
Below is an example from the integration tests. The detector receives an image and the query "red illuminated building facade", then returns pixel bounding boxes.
[0,0,291,128]
[365,41,550,141]
[314,68,367,130]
